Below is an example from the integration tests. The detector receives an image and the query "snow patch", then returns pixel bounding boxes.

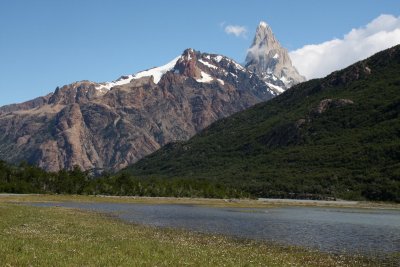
[213,55,223,62]
[259,21,268,28]
[234,62,245,71]
[229,60,245,71]
[196,71,214,83]
[199,59,218,69]
[217,79,225,85]
[96,56,181,90]
[96,75,135,91]
[280,76,290,86]
[266,82,285,94]
[230,72,238,78]
[133,56,181,83]
[273,53,279,59]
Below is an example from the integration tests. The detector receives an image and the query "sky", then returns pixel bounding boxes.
[0,0,399,106]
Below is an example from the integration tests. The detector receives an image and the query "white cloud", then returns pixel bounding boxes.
[224,25,247,38]
[289,14,400,79]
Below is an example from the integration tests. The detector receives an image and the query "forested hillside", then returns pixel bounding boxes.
[122,45,400,202]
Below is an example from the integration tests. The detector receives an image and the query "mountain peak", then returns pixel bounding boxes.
[246,21,305,88]
[258,21,268,28]
[254,21,276,46]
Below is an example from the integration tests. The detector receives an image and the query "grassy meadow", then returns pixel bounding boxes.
[0,195,398,266]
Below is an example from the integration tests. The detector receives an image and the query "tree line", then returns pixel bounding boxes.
[0,161,249,199]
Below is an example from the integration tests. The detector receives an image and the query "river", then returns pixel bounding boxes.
[31,202,400,257]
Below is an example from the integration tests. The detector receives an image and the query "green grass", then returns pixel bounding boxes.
[0,199,397,266]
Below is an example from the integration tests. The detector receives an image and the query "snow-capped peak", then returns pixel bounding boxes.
[259,21,268,28]
[133,56,181,83]
[96,56,181,90]
[208,55,245,72]
[246,21,306,89]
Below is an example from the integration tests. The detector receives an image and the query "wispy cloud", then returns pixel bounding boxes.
[290,14,400,79]
[224,25,247,38]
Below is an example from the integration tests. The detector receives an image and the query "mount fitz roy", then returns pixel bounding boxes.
[0,22,306,172]
[246,21,306,88]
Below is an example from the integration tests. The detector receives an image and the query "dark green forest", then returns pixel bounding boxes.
[0,161,248,198]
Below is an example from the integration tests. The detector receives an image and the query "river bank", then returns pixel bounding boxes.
[1,193,399,209]
[1,201,396,267]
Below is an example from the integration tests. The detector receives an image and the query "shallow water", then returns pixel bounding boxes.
[31,202,400,256]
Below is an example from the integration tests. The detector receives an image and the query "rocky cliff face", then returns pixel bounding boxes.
[245,21,306,88]
[0,49,276,172]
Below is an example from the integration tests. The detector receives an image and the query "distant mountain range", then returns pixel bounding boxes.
[1,21,399,202]
[0,22,303,172]
[122,45,400,202]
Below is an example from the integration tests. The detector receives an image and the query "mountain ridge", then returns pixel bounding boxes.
[121,45,400,201]
[0,22,326,174]
[0,48,279,172]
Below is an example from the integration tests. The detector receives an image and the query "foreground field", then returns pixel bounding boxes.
[0,197,398,266]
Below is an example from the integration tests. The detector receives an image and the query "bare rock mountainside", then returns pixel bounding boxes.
[246,21,306,88]
[0,49,282,172]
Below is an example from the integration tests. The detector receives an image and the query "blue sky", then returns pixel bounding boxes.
[1,0,399,106]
